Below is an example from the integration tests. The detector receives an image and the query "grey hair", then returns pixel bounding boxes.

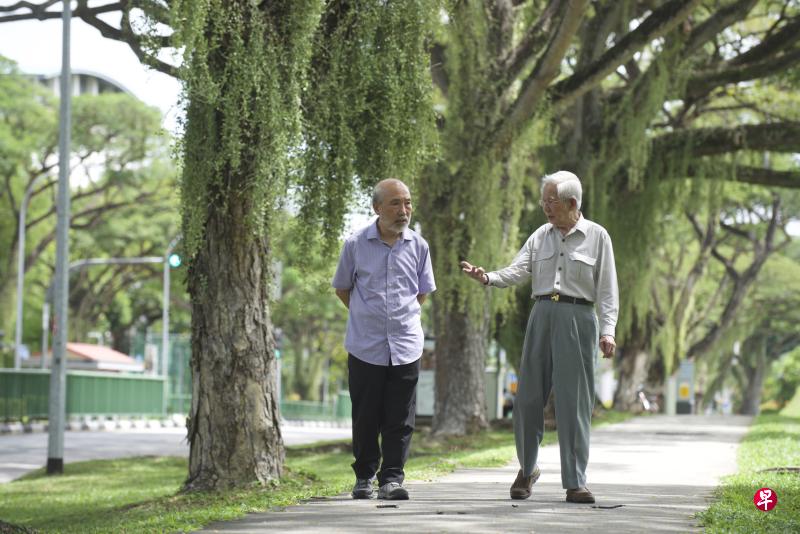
[541,170,582,210]
[372,179,409,206]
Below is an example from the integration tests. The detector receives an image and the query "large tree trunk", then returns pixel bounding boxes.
[740,344,767,416]
[613,321,652,412]
[184,202,283,491]
[432,305,489,435]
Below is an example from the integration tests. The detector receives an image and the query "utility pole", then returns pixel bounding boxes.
[162,235,181,415]
[15,175,48,370]
[47,0,71,475]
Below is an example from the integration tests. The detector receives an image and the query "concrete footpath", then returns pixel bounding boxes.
[200,415,752,534]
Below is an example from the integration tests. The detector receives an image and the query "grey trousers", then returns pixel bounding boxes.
[513,299,598,489]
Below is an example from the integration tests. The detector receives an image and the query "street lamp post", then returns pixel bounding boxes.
[47,0,72,475]
[14,175,49,369]
[162,235,181,415]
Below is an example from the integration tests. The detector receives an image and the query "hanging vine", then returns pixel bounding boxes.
[170,1,437,260]
[300,0,439,252]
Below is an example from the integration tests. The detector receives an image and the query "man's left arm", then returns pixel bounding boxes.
[596,231,619,358]
[417,294,427,305]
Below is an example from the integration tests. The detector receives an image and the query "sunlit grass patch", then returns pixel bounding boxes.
[698,397,800,533]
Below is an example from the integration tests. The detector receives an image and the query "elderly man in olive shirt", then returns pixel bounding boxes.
[461,170,618,504]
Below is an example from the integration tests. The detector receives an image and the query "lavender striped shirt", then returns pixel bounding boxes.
[332,219,436,366]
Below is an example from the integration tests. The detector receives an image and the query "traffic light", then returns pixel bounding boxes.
[168,253,182,268]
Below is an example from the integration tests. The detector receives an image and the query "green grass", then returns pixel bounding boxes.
[0,411,629,533]
[698,392,800,533]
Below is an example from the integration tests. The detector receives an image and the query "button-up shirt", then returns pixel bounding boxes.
[486,215,619,338]
[332,219,436,366]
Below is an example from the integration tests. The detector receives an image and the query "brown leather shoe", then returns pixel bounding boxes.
[566,487,595,503]
[510,467,541,499]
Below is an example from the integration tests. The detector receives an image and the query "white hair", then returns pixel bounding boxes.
[541,170,582,210]
[372,178,409,206]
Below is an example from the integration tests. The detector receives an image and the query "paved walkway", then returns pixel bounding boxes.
[200,415,752,534]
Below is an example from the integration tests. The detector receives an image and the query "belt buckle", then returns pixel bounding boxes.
[551,293,560,302]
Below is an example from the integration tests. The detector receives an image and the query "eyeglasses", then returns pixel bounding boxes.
[539,197,563,209]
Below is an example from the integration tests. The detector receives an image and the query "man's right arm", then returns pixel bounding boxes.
[485,232,536,288]
[335,289,351,309]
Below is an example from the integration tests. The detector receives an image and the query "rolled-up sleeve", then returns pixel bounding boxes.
[595,231,619,338]
[486,234,534,288]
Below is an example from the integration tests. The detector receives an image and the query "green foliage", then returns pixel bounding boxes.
[271,217,347,400]
[764,347,800,410]
[172,0,323,258]
[0,57,56,333]
[0,56,181,355]
[588,33,694,346]
[421,3,541,328]
[171,1,438,261]
[301,0,439,252]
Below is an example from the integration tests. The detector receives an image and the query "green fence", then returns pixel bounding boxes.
[130,333,191,414]
[1,368,350,422]
[281,392,351,421]
[0,369,165,420]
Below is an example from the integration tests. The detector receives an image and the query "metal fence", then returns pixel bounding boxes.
[281,393,351,421]
[1,368,351,423]
[130,332,191,414]
[0,369,165,420]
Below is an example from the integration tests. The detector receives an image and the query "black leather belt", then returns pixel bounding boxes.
[535,293,593,306]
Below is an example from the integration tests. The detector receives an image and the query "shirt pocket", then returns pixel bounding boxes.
[568,251,597,288]
[533,244,556,279]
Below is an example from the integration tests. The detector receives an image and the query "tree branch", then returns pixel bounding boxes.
[0,0,179,77]
[549,0,703,110]
[681,0,758,57]
[683,164,800,189]
[498,0,564,83]
[686,47,800,100]
[687,196,783,359]
[651,122,800,159]
[491,0,589,151]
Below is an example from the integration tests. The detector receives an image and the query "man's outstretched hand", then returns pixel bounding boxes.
[460,261,487,284]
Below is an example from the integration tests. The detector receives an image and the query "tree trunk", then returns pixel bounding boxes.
[184,202,283,491]
[740,345,767,416]
[613,343,650,411]
[432,305,489,435]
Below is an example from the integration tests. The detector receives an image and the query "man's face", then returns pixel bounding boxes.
[540,183,573,228]
[374,182,412,234]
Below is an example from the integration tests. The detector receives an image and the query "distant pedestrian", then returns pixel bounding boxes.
[332,179,436,500]
[461,171,618,504]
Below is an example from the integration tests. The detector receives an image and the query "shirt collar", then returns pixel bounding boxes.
[548,213,588,237]
[573,213,589,236]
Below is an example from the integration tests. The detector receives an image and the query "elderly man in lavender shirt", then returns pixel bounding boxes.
[332,179,436,501]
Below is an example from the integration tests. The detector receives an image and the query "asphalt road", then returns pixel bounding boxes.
[0,423,351,483]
